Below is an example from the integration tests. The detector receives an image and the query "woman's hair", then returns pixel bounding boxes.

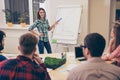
[113,24,120,49]
[37,8,46,20]
[0,30,6,51]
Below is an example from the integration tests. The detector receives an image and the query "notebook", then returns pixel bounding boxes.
[75,47,86,61]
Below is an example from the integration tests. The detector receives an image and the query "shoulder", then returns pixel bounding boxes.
[69,61,119,73]
[68,62,120,80]
[69,63,88,75]
[67,64,87,80]
[32,19,41,25]
[0,59,19,69]
[0,54,6,57]
[0,55,6,59]
[0,59,20,79]
[0,55,7,62]
[106,63,120,71]
[34,19,40,24]
[103,63,120,77]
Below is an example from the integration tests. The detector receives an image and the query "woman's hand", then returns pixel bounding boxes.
[39,32,43,37]
[102,53,110,61]
[102,55,109,61]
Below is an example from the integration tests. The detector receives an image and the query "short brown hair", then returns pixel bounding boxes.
[19,33,38,55]
[84,33,106,57]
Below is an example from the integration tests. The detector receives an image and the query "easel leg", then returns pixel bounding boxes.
[54,44,58,52]
[63,44,69,52]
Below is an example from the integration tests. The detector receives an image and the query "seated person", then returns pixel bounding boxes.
[103,24,120,67]
[67,33,120,80]
[0,30,7,61]
[0,33,51,80]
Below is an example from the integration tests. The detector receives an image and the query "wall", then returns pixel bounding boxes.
[116,1,120,9]
[0,0,6,26]
[88,0,112,48]
[2,28,29,53]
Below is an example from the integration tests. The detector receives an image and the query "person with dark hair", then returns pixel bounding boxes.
[107,23,120,53]
[67,33,120,80]
[0,33,51,80]
[103,24,120,67]
[28,8,58,54]
[0,30,7,61]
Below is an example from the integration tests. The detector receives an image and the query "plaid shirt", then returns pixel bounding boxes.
[28,19,50,42]
[0,55,51,80]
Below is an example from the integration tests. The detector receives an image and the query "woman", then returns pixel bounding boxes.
[0,30,7,61]
[104,23,120,67]
[28,8,58,54]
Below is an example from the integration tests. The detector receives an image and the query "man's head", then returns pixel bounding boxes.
[83,33,106,59]
[18,33,38,55]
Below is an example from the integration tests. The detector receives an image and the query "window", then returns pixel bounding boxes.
[116,9,120,20]
[4,0,30,24]
[116,0,120,21]
[32,0,39,22]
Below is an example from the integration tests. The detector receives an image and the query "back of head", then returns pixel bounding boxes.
[0,30,6,51]
[19,33,38,55]
[84,33,106,57]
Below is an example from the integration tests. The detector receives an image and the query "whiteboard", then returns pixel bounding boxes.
[52,5,82,44]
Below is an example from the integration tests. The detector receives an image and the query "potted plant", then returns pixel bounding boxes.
[19,12,29,27]
[19,17,26,27]
[2,9,13,27]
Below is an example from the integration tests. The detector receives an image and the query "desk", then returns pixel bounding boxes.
[2,52,81,80]
[41,52,82,80]
[3,52,115,80]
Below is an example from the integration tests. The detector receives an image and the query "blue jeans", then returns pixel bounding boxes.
[38,40,52,54]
